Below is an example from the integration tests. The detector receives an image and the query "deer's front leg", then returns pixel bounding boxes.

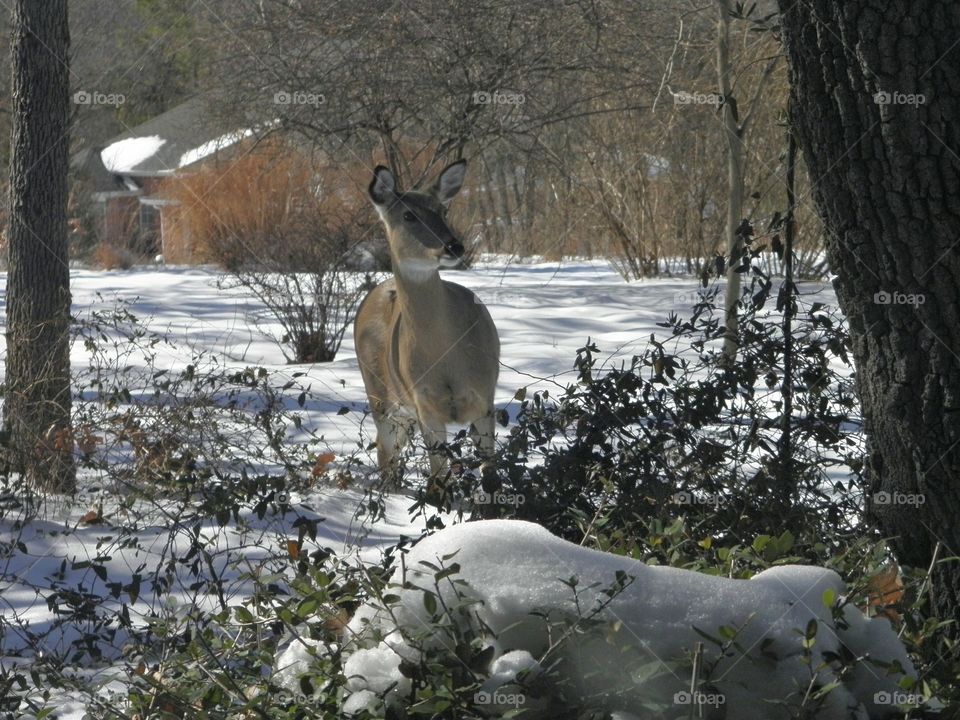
[418,416,451,500]
[375,414,414,488]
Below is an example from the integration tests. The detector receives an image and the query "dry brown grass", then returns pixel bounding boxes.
[163,139,374,269]
[90,241,136,270]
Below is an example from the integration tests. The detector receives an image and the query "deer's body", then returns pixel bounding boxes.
[355,161,500,487]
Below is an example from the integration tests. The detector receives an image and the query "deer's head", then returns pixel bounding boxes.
[368,160,467,279]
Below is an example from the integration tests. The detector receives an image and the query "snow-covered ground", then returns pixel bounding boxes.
[0,259,849,716]
[45,258,806,477]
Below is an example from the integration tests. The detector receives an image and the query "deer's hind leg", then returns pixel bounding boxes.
[467,411,500,518]
[469,410,498,483]
[469,411,496,459]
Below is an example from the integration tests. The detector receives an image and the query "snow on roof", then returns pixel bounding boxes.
[178,128,255,169]
[100,136,167,174]
[98,127,256,176]
[92,96,253,177]
[89,99,282,178]
[338,519,926,719]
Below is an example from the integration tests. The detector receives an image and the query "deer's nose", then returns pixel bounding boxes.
[446,241,465,258]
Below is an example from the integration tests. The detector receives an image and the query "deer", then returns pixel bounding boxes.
[354,159,500,491]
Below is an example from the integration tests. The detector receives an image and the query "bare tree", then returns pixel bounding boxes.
[204,1,652,181]
[715,0,780,358]
[5,0,75,491]
[571,3,794,280]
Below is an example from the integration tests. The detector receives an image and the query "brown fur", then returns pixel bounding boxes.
[355,161,500,487]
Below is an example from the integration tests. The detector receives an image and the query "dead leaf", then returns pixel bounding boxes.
[286,539,300,560]
[312,451,337,477]
[863,564,903,624]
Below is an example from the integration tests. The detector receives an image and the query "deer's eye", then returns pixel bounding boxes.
[402,211,417,222]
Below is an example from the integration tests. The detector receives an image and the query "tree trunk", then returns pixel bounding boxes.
[5,0,75,492]
[779,0,960,624]
[717,0,745,359]
[494,159,514,238]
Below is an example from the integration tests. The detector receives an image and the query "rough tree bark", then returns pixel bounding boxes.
[779,1,960,623]
[5,0,75,492]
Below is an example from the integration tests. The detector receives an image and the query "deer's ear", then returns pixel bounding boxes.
[433,159,467,205]
[369,166,396,206]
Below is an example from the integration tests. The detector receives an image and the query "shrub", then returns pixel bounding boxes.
[164,140,379,362]
[497,291,856,545]
[164,139,375,270]
[70,298,342,487]
[4,284,953,718]
[216,235,375,364]
[404,233,862,556]
[0,296,366,716]
[90,241,136,270]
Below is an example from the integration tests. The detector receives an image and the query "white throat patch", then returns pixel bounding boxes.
[395,257,440,282]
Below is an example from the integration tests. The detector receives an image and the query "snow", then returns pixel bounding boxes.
[343,519,920,719]
[274,637,333,692]
[100,135,166,173]
[0,260,684,645]
[53,260,738,459]
[643,152,671,178]
[343,640,412,711]
[98,126,262,176]
[0,258,901,717]
[479,649,544,712]
[178,128,255,168]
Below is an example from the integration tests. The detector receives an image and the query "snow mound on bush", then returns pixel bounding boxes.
[344,520,925,719]
[342,640,413,714]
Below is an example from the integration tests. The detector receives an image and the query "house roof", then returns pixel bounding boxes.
[89,96,248,178]
[71,145,134,194]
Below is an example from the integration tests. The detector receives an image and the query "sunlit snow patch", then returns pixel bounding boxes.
[100,136,167,173]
